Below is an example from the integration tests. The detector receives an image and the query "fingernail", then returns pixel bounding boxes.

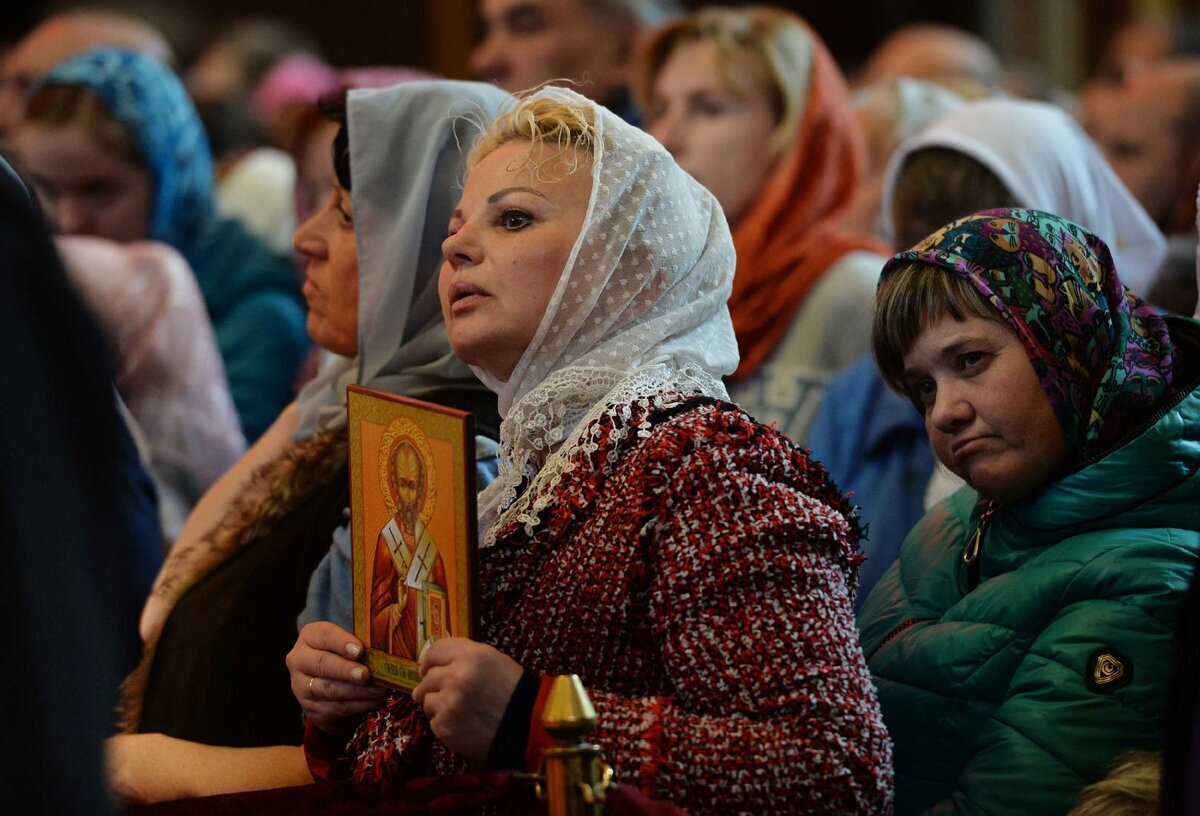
[345,642,361,658]
[418,640,431,664]
[351,667,366,681]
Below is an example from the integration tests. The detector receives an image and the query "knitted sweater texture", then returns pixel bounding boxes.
[323,396,893,815]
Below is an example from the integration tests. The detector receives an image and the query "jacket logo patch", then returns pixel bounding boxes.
[1087,648,1132,693]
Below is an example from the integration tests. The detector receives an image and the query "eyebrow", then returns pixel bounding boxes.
[504,3,542,23]
[900,339,980,380]
[487,186,549,204]
[449,186,551,223]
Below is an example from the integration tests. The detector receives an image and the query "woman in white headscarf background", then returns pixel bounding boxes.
[842,76,966,242]
[809,97,1168,610]
[107,81,506,804]
[290,87,893,815]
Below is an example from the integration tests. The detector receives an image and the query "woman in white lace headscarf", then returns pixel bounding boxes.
[291,86,892,815]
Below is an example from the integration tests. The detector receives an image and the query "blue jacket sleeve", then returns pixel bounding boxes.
[214,291,310,443]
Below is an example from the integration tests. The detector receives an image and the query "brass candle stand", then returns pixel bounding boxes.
[535,675,615,816]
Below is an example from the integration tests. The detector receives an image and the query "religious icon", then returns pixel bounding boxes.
[347,386,477,691]
[370,420,446,660]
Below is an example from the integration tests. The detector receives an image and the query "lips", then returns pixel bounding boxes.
[447,279,489,312]
[951,436,991,459]
[448,279,487,301]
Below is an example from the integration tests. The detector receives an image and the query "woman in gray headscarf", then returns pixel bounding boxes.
[107,80,508,803]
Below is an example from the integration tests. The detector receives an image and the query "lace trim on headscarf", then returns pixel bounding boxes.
[469,86,739,545]
[478,361,727,546]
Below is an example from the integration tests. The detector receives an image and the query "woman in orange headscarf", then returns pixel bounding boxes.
[635,6,886,443]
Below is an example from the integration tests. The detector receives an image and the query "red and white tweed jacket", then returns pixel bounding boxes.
[316,395,893,815]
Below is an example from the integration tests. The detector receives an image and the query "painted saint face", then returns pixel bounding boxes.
[390,442,424,532]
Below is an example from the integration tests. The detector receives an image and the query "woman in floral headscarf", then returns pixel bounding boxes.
[289,86,893,815]
[859,208,1200,815]
[810,96,1170,610]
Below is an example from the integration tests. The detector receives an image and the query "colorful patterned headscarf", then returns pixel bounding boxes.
[882,208,1175,463]
[37,49,215,258]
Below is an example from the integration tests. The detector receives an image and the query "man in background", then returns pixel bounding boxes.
[857,22,1003,100]
[471,0,680,124]
[1082,59,1200,314]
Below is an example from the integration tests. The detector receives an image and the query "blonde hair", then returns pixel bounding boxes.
[632,6,812,155]
[469,91,599,181]
[1067,752,1161,816]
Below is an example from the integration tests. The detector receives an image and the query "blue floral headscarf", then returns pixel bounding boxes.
[882,208,1175,465]
[36,49,215,257]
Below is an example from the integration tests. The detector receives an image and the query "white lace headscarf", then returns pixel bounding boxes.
[474,86,739,546]
[294,81,509,439]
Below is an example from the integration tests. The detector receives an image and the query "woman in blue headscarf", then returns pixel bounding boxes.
[11,48,309,442]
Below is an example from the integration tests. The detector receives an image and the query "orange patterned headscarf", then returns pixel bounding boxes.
[728,22,886,379]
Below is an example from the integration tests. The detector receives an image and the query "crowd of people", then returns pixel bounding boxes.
[1,2,1198,815]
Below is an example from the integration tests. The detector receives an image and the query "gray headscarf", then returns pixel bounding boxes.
[294,80,511,439]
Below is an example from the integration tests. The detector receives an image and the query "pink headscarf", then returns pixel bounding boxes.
[57,236,246,536]
[250,55,438,124]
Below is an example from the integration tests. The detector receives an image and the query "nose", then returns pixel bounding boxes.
[648,108,684,158]
[469,34,507,83]
[927,379,974,435]
[441,223,482,270]
[292,208,326,260]
[52,195,90,235]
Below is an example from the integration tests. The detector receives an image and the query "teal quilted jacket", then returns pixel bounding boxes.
[859,317,1200,815]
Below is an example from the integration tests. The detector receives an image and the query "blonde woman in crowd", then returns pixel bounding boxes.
[290,86,893,815]
[633,6,886,443]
